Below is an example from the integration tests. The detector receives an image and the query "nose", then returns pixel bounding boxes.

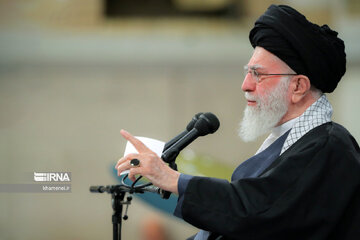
[241,72,256,92]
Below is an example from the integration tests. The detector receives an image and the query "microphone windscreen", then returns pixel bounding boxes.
[186,112,203,131]
[195,112,220,136]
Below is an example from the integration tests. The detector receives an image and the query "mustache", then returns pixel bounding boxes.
[244,92,258,102]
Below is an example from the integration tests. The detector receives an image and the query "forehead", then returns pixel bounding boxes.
[247,47,288,71]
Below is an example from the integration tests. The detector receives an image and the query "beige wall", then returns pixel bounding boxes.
[1,1,360,239]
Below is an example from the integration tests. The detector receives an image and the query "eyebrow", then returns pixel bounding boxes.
[244,64,264,71]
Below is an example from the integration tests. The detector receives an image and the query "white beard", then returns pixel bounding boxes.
[238,78,290,142]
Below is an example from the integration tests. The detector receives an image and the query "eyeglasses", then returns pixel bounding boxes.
[244,67,297,83]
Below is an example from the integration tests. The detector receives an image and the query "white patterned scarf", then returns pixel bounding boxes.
[280,94,333,155]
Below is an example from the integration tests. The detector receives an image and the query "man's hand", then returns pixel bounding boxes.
[115,129,180,194]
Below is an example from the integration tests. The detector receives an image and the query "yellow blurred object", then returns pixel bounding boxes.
[177,149,234,181]
[173,0,233,11]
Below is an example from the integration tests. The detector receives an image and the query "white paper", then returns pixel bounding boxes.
[119,136,165,175]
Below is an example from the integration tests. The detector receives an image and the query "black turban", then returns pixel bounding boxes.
[249,5,346,93]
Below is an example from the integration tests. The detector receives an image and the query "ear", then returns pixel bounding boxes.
[290,75,311,103]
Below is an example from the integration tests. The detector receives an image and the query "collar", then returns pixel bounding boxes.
[272,117,298,139]
[256,117,298,154]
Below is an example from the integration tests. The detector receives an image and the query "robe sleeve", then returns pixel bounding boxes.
[178,124,360,239]
[174,173,193,218]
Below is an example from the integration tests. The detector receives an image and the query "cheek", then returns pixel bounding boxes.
[256,87,271,101]
[257,80,279,95]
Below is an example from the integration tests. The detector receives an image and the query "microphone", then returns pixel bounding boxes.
[142,185,161,194]
[162,112,220,163]
[89,186,107,193]
[159,112,219,199]
[163,112,203,151]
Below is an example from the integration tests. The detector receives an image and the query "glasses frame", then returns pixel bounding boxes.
[244,67,297,83]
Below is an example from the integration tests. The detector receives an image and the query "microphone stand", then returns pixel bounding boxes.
[90,112,219,238]
[90,184,159,240]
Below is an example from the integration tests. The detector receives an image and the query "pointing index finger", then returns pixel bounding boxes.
[120,129,151,153]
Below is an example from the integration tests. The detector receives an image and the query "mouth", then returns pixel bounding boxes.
[248,100,256,106]
[246,100,257,106]
[244,92,257,106]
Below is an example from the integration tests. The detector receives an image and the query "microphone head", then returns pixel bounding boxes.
[186,112,203,131]
[194,112,220,136]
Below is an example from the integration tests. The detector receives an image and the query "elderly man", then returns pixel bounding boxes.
[116,5,360,240]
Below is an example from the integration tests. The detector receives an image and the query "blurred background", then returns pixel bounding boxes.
[1,0,360,239]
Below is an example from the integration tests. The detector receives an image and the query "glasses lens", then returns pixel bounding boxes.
[244,69,259,82]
